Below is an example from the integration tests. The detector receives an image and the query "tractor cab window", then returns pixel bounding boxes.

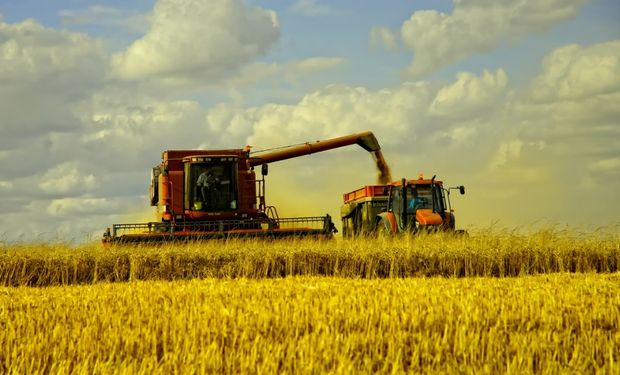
[406,185,433,213]
[186,161,237,212]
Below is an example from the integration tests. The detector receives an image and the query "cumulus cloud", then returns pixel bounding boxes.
[529,41,620,102]
[77,95,214,175]
[0,18,105,83]
[516,40,620,141]
[400,0,589,76]
[480,40,620,224]
[111,0,279,85]
[0,18,106,142]
[46,197,118,216]
[39,163,96,195]
[429,69,508,118]
[239,68,509,154]
[0,16,107,212]
[242,83,435,149]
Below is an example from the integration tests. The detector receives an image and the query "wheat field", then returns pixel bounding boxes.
[1,274,618,374]
[1,229,618,373]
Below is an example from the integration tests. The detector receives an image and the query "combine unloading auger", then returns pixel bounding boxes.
[103,131,381,244]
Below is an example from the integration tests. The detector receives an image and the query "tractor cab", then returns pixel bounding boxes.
[384,175,465,232]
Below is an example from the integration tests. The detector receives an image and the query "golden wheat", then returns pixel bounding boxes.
[0,274,618,374]
[0,229,618,286]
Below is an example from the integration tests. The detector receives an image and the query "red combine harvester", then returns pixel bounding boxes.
[340,175,466,237]
[103,131,381,243]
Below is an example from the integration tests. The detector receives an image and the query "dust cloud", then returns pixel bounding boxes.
[372,150,392,185]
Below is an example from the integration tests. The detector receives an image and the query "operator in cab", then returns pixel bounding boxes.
[196,169,220,210]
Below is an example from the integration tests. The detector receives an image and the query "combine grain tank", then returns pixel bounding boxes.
[341,175,465,237]
[103,131,381,243]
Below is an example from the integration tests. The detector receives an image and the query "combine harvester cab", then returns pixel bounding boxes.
[103,131,381,244]
[341,175,466,237]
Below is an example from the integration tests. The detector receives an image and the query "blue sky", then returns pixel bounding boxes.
[0,0,619,242]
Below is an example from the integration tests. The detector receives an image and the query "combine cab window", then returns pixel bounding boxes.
[186,161,237,212]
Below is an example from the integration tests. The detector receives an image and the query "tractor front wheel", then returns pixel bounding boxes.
[375,219,392,238]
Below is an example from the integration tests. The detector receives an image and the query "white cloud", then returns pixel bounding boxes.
[39,163,96,195]
[529,41,620,102]
[111,0,279,85]
[515,41,620,159]
[400,0,589,76]
[370,26,397,50]
[0,18,106,150]
[0,18,105,83]
[240,69,510,151]
[79,96,212,173]
[242,83,432,149]
[211,69,508,177]
[476,40,619,225]
[430,69,508,118]
[46,197,118,216]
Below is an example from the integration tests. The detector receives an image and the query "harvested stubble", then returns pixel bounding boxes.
[1,274,618,374]
[0,229,618,286]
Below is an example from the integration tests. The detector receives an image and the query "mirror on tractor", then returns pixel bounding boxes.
[261,164,268,176]
[459,186,465,195]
